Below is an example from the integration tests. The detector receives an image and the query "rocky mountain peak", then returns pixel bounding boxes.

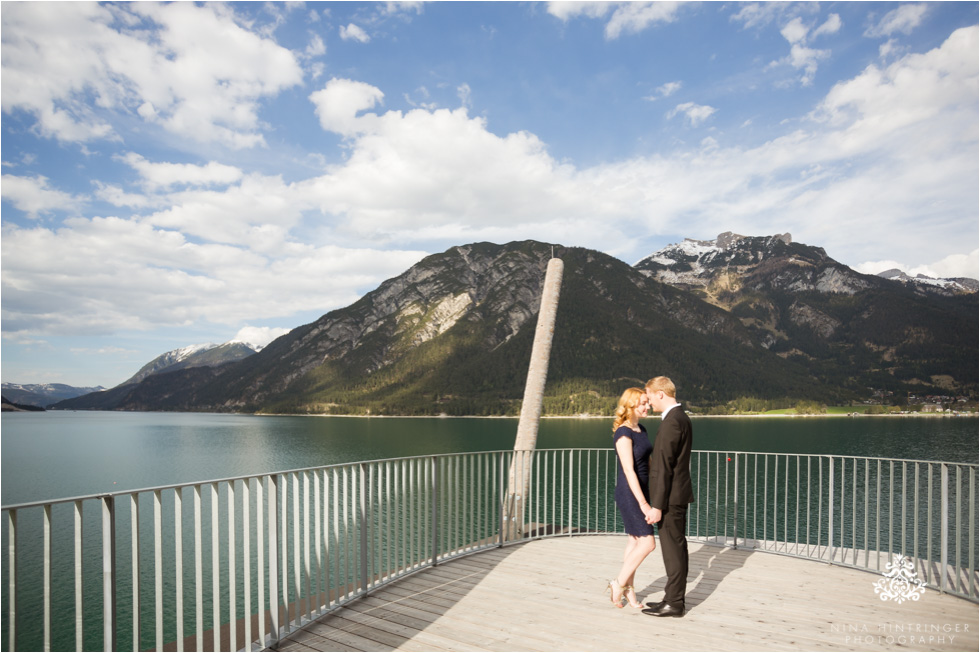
[635,231,845,298]
[876,268,978,294]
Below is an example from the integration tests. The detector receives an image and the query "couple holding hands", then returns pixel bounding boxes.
[606,376,693,617]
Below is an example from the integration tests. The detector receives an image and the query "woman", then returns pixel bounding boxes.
[606,387,656,609]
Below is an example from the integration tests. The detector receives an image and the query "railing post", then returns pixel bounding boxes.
[130,495,140,652]
[43,504,51,652]
[498,452,505,548]
[733,453,739,549]
[101,495,117,652]
[154,490,164,653]
[430,456,440,566]
[567,452,574,533]
[8,509,17,652]
[193,486,203,653]
[210,484,220,653]
[174,489,184,653]
[74,501,84,653]
[227,482,237,653]
[267,475,280,646]
[359,463,369,594]
[827,458,834,562]
[941,463,949,594]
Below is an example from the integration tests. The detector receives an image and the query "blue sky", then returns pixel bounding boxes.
[2,1,978,388]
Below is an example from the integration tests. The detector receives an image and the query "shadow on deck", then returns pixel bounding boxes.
[267,536,978,652]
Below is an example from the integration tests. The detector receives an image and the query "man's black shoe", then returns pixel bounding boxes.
[645,601,664,611]
[642,602,684,617]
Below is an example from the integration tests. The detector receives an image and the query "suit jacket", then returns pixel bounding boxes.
[649,404,694,509]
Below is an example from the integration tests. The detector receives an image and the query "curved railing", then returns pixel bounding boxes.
[2,450,977,651]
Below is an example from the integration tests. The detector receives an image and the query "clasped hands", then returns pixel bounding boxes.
[643,505,662,525]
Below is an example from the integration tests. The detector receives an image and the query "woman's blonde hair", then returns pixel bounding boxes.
[612,387,646,432]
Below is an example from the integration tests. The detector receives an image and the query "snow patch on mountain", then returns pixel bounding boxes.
[877,269,978,293]
[227,339,264,352]
[173,343,219,361]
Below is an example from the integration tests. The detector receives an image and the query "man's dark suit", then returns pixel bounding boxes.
[649,404,693,606]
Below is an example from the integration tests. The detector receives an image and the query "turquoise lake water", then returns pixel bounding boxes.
[0,411,976,651]
[2,411,976,505]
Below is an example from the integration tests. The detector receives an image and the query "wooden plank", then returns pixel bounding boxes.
[303,613,436,652]
[270,537,979,652]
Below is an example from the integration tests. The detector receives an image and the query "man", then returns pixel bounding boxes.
[642,376,693,617]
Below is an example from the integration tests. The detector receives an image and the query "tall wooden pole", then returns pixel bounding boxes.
[504,256,563,540]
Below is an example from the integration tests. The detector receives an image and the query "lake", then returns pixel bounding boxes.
[1,411,977,652]
[2,411,977,505]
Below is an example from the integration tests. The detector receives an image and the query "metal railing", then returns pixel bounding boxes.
[2,450,977,651]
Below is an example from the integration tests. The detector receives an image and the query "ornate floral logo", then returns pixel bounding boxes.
[873,554,926,603]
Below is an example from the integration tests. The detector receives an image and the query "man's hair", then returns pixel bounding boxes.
[645,376,676,398]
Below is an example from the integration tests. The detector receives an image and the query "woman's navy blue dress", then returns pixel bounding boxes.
[614,424,656,536]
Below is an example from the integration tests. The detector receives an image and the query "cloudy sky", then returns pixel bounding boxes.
[2,1,978,388]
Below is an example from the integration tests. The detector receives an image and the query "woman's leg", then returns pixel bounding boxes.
[622,536,639,586]
[617,534,656,603]
[609,536,637,605]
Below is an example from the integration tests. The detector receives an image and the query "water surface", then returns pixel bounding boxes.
[3,411,976,505]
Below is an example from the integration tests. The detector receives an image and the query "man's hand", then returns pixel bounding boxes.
[645,507,662,525]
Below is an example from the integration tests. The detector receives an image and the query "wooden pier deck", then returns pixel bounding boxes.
[271,536,978,652]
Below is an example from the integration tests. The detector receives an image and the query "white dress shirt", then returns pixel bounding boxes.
[661,402,681,419]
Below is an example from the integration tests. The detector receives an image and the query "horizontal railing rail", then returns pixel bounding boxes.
[2,449,977,651]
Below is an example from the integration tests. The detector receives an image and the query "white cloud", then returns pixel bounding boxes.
[93,182,153,209]
[729,3,794,30]
[813,13,842,39]
[144,173,307,251]
[666,102,717,127]
[781,17,809,45]
[120,153,244,190]
[1,174,78,217]
[0,2,302,148]
[770,14,839,86]
[309,78,385,136]
[645,81,682,101]
[286,26,976,272]
[3,21,976,346]
[865,4,929,38]
[812,26,978,139]
[297,101,590,239]
[855,250,979,281]
[546,2,611,22]
[339,23,370,43]
[457,83,473,108]
[403,86,437,110]
[0,217,428,337]
[305,33,327,57]
[380,2,424,17]
[231,326,291,348]
[922,250,980,280]
[604,2,682,39]
[547,1,682,39]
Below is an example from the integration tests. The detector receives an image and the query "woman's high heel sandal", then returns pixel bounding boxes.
[623,585,642,608]
[605,578,625,608]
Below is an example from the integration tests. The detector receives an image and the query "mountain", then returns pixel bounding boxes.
[635,232,978,298]
[56,237,977,415]
[1,395,46,412]
[54,340,260,411]
[1,382,105,408]
[635,232,978,396]
[876,268,979,295]
[120,341,261,386]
